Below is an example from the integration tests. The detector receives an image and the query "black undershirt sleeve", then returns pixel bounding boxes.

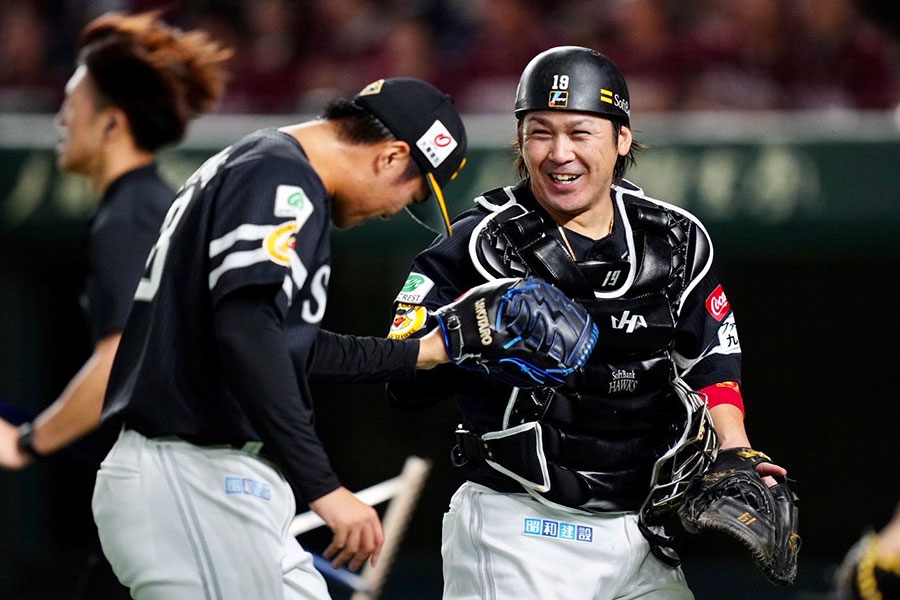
[214,285,340,503]
[308,331,419,384]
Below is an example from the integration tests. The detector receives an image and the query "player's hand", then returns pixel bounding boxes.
[309,486,384,571]
[0,418,32,470]
[756,461,787,488]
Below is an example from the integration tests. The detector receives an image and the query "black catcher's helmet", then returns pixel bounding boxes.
[514,46,630,125]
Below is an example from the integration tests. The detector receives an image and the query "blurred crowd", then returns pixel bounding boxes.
[2,0,899,115]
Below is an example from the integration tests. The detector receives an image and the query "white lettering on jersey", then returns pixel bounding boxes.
[301,265,330,323]
[610,310,647,334]
[135,147,232,302]
[135,183,195,302]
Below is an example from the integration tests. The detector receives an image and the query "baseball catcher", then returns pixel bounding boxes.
[679,447,801,586]
[434,277,599,388]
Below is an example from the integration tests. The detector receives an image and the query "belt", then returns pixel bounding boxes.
[141,431,266,457]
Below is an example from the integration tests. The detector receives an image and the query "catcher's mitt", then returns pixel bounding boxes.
[434,277,598,388]
[679,448,800,586]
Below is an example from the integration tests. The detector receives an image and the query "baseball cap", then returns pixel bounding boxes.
[354,78,467,236]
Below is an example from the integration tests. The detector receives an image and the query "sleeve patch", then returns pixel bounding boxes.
[395,272,435,304]
[264,222,300,266]
[705,284,730,321]
[388,303,428,340]
[715,314,741,354]
[275,185,312,219]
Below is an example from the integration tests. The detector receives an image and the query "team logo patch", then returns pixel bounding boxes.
[611,310,647,333]
[358,79,384,96]
[388,303,428,340]
[395,272,435,304]
[416,120,458,168]
[264,222,299,266]
[274,184,313,219]
[608,369,637,394]
[523,518,592,543]
[705,284,731,321]
[225,477,271,501]
[548,91,568,108]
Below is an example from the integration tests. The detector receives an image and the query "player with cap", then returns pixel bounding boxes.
[91,77,467,599]
[385,47,789,599]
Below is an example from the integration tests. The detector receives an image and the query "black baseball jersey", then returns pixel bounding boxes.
[82,163,173,342]
[103,129,338,500]
[387,180,742,510]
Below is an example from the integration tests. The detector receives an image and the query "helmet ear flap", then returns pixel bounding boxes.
[515,46,631,125]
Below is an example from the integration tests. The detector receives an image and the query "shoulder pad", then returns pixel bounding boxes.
[474,186,519,212]
[623,193,714,313]
[469,201,530,281]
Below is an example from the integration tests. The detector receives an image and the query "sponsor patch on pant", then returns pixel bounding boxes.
[523,518,592,542]
[225,477,271,500]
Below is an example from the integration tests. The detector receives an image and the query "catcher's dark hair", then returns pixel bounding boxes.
[322,97,422,180]
[78,11,232,152]
[513,117,646,183]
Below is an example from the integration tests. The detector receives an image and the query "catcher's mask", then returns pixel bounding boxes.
[640,377,718,525]
[514,46,631,125]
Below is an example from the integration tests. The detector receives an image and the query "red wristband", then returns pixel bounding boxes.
[699,381,744,415]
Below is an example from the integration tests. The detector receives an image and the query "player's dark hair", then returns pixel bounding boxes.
[513,118,646,183]
[78,11,232,152]
[322,97,423,181]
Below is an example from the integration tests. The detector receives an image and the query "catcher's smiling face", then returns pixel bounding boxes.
[520,111,632,220]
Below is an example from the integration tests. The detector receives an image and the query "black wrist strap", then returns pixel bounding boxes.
[17,422,42,459]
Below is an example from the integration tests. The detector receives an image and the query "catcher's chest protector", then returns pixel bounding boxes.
[468,183,712,512]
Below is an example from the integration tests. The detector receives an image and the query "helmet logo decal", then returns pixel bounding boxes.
[600,89,613,105]
[548,91,568,108]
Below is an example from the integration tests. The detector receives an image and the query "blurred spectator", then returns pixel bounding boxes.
[1,0,899,114]
[224,0,309,113]
[0,1,63,112]
[295,0,389,112]
[357,14,438,85]
[680,0,792,110]
[443,0,565,113]
[576,0,688,112]
[786,0,899,109]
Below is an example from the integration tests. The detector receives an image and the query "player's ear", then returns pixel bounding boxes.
[103,108,129,139]
[617,125,633,156]
[375,140,412,175]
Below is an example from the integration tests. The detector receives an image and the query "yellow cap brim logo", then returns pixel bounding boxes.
[359,79,385,96]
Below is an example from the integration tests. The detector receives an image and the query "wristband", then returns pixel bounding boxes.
[16,422,42,459]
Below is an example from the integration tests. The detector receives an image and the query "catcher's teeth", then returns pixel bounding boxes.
[550,173,580,184]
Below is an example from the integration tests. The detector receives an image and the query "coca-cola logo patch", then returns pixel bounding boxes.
[705,285,730,321]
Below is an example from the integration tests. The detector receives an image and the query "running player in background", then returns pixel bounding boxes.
[0,12,230,598]
[91,78,466,599]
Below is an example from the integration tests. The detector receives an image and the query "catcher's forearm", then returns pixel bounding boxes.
[709,404,751,449]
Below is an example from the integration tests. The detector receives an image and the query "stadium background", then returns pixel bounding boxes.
[1,1,899,598]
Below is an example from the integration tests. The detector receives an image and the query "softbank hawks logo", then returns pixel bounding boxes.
[611,310,646,333]
[608,369,637,393]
